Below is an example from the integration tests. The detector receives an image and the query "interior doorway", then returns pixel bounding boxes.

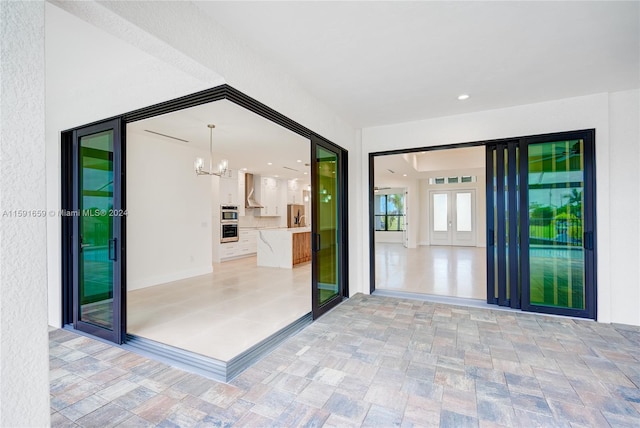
[371,146,487,301]
[429,189,477,247]
[61,85,350,380]
[370,129,597,320]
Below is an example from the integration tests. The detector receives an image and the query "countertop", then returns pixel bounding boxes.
[257,227,311,234]
[239,226,310,233]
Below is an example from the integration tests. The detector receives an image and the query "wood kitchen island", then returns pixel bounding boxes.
[256,227,311,268]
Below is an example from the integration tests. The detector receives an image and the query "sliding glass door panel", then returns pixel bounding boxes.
[487,130,595,318]
[526,139,586,310]
[71,119,124,343]
[311,137,347,318]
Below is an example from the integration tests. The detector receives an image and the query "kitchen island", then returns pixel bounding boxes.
[257,227,311,268]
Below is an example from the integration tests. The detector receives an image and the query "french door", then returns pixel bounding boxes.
[430,190,476,247]
[487,130,596,319]
[68,119,125,343]
[311,136,347,319]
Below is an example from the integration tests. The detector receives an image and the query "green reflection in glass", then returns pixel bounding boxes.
[316,146,339,305]
[79,130,114,328]
[528,140,585,309]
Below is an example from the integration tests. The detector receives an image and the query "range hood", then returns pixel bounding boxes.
[245,173,263,208]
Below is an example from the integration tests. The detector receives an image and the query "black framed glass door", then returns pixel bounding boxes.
[71,119,125,343]
[487,130,596,319]
[311,136,347,318]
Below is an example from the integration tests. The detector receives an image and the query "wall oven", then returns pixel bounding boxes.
[221,205,239,222]
[220,205,239,243]
[221,223,239,243]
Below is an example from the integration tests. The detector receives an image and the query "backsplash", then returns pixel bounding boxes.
[238,215,284,228]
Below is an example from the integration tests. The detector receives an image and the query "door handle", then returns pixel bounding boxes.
[109,238,117,261]
[583,232,593,250]
[313,233,321,252]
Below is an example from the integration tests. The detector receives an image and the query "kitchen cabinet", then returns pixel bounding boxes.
[237,171,246,216]
[219,229,257,261]
[255,176,282,216]
[219,169,239,206]
[287,179,304,204]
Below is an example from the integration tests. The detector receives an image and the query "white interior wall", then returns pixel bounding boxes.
[0,2,50,426]
[126,131,213,291]
[360,92,640,325]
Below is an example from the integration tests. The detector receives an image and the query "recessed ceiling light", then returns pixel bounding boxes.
[241,167,248,171]
[458,94,470,101]
[304,172,308,175]
[296,159,302,163]
[403,174,407,177]
[274,175,279,178]
[267,162,273,165]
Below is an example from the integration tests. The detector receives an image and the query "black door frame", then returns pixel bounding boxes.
[64,118,126,343]
[311,135,349,319]
[368,129,597,320]
[61,84,350,337]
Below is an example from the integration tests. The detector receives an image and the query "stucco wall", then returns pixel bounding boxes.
[0,2,50,426]
[362,91,640,326]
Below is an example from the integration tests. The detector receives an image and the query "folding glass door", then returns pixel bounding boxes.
[311,136,346,318]
[67,119,125,343]
[487,130,596,319]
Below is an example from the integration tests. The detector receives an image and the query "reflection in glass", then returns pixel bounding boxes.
[79,130,114,328]
[317,147,339,306]
[528,140,585,309]
[433,193,448,231]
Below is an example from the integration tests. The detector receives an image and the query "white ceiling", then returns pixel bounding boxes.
[196,1,639,128]
[127,100,311,181]
[374,146,485,183]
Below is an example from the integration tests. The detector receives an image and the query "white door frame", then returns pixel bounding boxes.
[429,189,476,247]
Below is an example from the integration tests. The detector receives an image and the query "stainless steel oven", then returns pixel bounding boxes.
[221,223,238,243]
[220,205,239,223]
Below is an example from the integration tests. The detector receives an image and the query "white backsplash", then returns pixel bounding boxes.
[238,214,283,228]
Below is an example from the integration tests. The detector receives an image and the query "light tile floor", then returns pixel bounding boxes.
[127,256,311,361]
[375,244,487,300]
[51,294,640,427]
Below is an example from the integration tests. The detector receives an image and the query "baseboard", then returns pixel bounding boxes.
[127,266,213,291]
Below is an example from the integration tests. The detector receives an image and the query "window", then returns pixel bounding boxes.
[375,193,405,231]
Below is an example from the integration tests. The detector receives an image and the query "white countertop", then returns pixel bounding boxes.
[258,227,310,234]
[242,226,310,233]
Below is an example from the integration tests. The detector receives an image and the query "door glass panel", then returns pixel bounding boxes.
[316,146,339,306]
[433,193,448,231]
[528,139,585,309]
[79,130,114,328]
[456,192,472,232]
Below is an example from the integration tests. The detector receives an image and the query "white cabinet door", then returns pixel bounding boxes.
[287,179,303,204]
[219,169,238,206]
[256,176,282,216]
[237,171,246,216]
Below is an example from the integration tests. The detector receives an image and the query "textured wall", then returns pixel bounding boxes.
[0,1,50,426]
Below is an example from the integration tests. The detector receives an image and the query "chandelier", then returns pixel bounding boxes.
[194,124,228,176]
